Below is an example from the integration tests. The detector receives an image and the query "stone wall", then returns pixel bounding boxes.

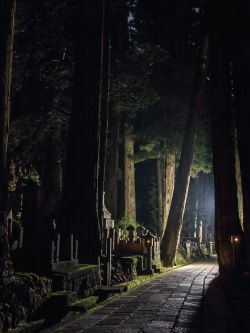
[0,273,52,332]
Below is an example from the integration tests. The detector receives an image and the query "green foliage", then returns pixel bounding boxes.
[10,0,74,166]
[9,112,69,165]
[116,217,138,230]
[111,43,168,118]
[192,120,213,176]
[133,138,174,163]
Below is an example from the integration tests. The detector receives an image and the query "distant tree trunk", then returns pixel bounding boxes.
[196,173,204,245]
[43,130,63,219]
[0,0,16,286]
[235,145,243,230]
[60,0,109,264]
[123,121,136,221]
[135,160,159,234]
[161,32,207,267]
[183,178,198,238]
[105,105,119,219]
[157,154,175,239]
[232,0,250,270]
[35,130,63,272]
[106,1,128,221]
[209,0,242,274]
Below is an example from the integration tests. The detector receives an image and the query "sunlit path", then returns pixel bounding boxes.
[43,256,237,333]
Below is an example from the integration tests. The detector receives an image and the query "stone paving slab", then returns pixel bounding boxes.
[42,256,240,333]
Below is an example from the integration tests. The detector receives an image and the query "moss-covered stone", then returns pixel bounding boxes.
[175,245,189,266]
[0,273,52,332]
[119,256,138,278]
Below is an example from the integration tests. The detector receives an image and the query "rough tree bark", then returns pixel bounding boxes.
[196,173,204,245]
[161,30,207,267]
[209,0,242,274]
[60,0,109,264]
[123,121,136,221]
[105,1,129,221]
[232,0,250,270]
[105,104,119,219]
[0,0,16,286]
[114,2,137,222]
[157,154,175,239]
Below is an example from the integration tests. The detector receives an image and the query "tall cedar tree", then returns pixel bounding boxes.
[209,0,242,274]
[161,18,207,267]
[232,0,250,269]
[105,1,128,220]
[157,155,175,239]
[118,2,136,222]
[0,0,16,286]
[60,0,110,264]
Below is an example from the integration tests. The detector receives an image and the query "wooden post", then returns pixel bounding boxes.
[147,246,153,274]
[110,228,115,251]
[106,237,112,286]
[114,230,119,250]
[103,228,109,255]
[75,239,79,261]
[18,227,23,248]
[152,237,155,260]
[51,240,55,265]
[70,234,74,261]
[56,234,60,262]
[98,256,102,286]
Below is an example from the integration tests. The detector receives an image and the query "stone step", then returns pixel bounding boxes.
[67,296,99,312]
[29,292,77,326]
[50,290,78,306]
[52,264,99,291]
[97,285,126,293]
[52,260,79,273]
[153,267,164,274]
[11,319,45,333]
[97,285,127,299]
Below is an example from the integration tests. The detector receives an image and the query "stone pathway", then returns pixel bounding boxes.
[45,256,238,333]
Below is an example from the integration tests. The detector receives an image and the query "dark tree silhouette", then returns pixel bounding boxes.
[60,0,110,264]
[0,0,16,286]
[209,0,242,274]
[161,32,208,267]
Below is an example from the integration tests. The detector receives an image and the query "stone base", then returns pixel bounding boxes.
[51,261,100,298]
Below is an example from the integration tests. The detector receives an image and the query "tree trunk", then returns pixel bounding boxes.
[196,173,204,245]
[35,130,63,272]
[0,0,16,286]
[157,154,175,240]
[235,144,243,230]
[123,121,136,221]
[42,130,63,219]
[60,0,109,264]
[231,0,250,269]
[97,0,111,244]
[209,0,242,274]
[109,1,132,222]
[105,105,119,219]
[161,31,207,267]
